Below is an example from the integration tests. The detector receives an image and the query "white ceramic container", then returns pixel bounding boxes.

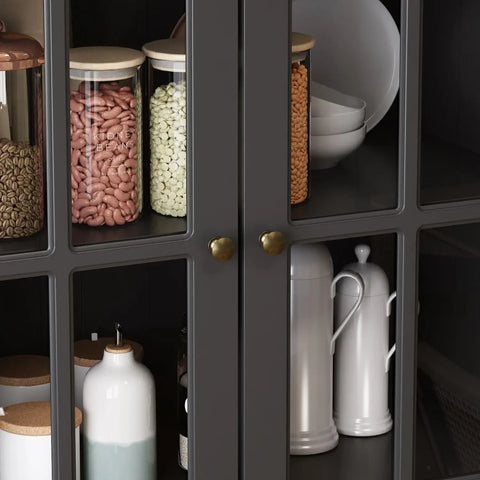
[310,82,366,135]
[0,401,82,480]
[310,124,366,170]
[290,243,364,454]
[333,244,396,436]
[74,335,143,411]
[82,342,156,480]
[0,355,50,407]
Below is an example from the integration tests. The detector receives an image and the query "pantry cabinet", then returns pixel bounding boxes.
[1,0,480,479]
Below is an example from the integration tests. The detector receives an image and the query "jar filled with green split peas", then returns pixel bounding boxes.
[69,47,145,227]
[291,32,315,205]
[0,32,45,238]
[142,39,186,218]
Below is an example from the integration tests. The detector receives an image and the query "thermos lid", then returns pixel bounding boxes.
[0,355,50,386]
[290,243,332,279]
[74,337,143,367]
[338,244,389,297]
[0,32,44,71]
[0,402,82,436]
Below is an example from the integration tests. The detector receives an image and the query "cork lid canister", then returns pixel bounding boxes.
[0,401,82,436]
[0,355,50,387]
[74,336,144,367]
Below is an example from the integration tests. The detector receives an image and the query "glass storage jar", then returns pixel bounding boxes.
[69,46,145,227]
[142,39,186,218]
[0,32,45,238]
[291,32,315,205]
[177,326,188,470]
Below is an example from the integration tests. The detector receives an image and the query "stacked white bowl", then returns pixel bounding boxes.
[310,82,367,169]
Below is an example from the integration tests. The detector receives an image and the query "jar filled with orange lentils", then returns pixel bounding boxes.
[291,32,315,205]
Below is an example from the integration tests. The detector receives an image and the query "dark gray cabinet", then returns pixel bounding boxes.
[2,0,480,479]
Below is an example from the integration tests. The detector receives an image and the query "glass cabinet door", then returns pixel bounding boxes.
[0,0,239,479]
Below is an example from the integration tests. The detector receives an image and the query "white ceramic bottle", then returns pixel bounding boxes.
[290,243,364,454]
[333,244,396,436]
[82,324,156,480]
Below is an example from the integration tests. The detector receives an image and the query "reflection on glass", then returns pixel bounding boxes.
[417,225,480,478]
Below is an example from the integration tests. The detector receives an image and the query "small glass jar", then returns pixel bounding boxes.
[291,32,315,205]
[0,32,45,238]
[142,39,186,218]
[177,326,188,470]
[69,47,145,227]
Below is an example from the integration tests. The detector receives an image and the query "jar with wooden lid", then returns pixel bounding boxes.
[0,401,82,479]
[0,32,45,238]
[82,331,156,479]
[142,38,186,218]
[69,46,145,227]
[0,354,50,407]
[74,332,144,410]
[291,32,315,205]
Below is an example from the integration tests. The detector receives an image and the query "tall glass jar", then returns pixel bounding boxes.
[69,47,145,227]
[0,32,44,238]
[142,39,186,218]
[291,32,315,205]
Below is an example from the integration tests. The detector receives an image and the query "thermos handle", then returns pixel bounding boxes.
[385,291,397,373]
[330,271,365,355]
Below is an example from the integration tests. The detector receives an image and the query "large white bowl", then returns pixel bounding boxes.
[311,124,366,169]
[310,82,366,135]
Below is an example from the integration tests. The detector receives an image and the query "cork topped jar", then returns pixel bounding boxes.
[0,354,50,406]
[69,46,145,227]
[0,401,82,479]
[291,32,315,205]
[142,38,187,218]
[74,334,143,410]
[0,32,45,238]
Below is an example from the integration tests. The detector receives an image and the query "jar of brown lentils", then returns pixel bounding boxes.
[291,32,315,205]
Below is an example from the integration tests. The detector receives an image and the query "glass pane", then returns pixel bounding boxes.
[289,235,396,480]
[417,224,480,478]
[0,3,48,255]
[0,276,51,478]
[291,0,400,219]
[70,1,188,247]
[420,0,480,205]
[73,259,188,479]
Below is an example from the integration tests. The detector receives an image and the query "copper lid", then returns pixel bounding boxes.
[0,402,82,436]
[0,32,45,71]
[0,355,50,386]
[74,337,143,367]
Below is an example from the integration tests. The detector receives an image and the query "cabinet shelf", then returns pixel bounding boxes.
[72,211,187,248]
[290,433,392,480]
[0,229,48,257]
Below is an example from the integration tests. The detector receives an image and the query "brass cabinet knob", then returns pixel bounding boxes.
[208,237,236,262]
[259,231,286,256]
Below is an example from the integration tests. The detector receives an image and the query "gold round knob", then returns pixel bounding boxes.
[259,231,286,255]
[208,237,235,262]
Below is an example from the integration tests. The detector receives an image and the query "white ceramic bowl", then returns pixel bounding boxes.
[311,124,366,169]
[310,82,366,135]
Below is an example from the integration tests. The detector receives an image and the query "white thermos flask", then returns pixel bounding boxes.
[333,244,396,436]
[290,243,364,454]
[82,323,156,480]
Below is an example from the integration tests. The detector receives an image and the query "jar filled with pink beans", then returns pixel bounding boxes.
[69,47,145,227]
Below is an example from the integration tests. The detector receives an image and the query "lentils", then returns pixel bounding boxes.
[70,81,142,227]
[149,81,186,217]
[0,138,43,238]
[291,62,309,205]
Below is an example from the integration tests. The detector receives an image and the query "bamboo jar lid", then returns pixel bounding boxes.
[0,355,50,387]
[0,32,45,71]
[105,344,133,354]
[292,32,315,53]
[74,338,143,367]
[0,401,82,436]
